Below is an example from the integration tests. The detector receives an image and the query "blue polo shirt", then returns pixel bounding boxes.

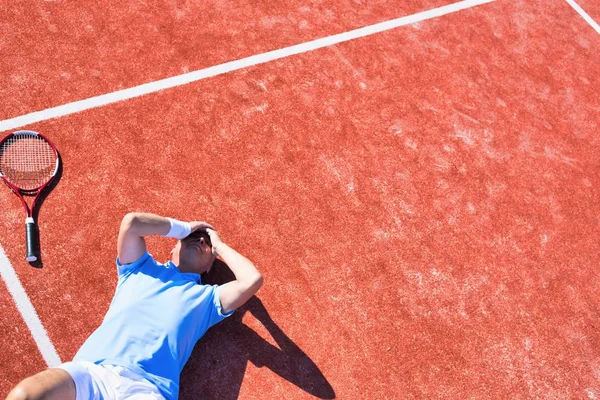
[73,252,233,399]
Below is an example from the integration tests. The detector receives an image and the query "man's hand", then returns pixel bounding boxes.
[189,221,215,233]
[206,228,224,255]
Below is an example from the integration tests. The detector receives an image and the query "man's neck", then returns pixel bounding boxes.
[176,259,196,274]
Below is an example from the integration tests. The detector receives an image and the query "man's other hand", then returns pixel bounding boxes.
[189,221,215,233]
[205,228,224,255]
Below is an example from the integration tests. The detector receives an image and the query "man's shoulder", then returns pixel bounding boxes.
[116,252,164,278]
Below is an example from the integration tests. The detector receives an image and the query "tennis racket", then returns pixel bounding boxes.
[0,130,59,262]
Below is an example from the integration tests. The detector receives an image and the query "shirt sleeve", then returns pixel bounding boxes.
[115,251,151,278]
[208,284,234,327]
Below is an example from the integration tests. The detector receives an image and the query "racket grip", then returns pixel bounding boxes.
[25,218,38,262]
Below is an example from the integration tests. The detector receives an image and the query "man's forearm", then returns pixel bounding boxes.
[123,212,172,237]
[214,242,261,284]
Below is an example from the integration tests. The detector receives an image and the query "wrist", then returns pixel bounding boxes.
[164,218,191,239]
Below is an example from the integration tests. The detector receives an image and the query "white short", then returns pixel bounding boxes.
[57,361,165,400]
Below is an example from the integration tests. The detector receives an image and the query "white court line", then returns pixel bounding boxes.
[565,0,600,34]
[0,0,494,133]
[0,244,62,367]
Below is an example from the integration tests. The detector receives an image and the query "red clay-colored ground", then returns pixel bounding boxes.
[1,0,599,398]
[573,0,600,27]
[0,280,47,395]
[0,0,453,120]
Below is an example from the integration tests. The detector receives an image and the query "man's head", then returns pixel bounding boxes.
[171,229,216,274]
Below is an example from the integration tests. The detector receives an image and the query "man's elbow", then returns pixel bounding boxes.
[254,274,264,289]
[246,273,264,292]
[120,212,140,232]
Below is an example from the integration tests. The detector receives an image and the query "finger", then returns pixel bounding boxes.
[198,221,215,230]
[191,222,215,232]
[190,223,202,232]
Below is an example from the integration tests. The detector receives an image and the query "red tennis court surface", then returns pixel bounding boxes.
[0,0,452,120]
[0,281,46,394]
[1,0,599,398]
[575,0,600,23]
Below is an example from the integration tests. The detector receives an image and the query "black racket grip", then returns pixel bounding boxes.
[25,218,39,262]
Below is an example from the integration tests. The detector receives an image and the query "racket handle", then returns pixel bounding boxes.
[25,218,38,262]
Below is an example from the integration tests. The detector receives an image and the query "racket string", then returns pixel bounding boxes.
[0,134,56,191]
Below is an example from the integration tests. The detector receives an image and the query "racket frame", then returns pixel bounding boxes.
[0,130,60,262]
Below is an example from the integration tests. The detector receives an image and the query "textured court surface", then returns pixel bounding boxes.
[1,0,599,399]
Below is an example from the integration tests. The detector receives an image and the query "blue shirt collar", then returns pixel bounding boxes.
[166,261,202,284]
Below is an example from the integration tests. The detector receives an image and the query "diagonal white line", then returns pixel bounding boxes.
[564,0,600,34]
[0,244,62,367]
[0,0,494,133]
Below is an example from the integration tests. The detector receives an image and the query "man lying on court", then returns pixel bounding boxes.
[6,212,263,400]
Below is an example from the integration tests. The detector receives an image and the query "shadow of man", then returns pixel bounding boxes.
[179,260,335,400]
